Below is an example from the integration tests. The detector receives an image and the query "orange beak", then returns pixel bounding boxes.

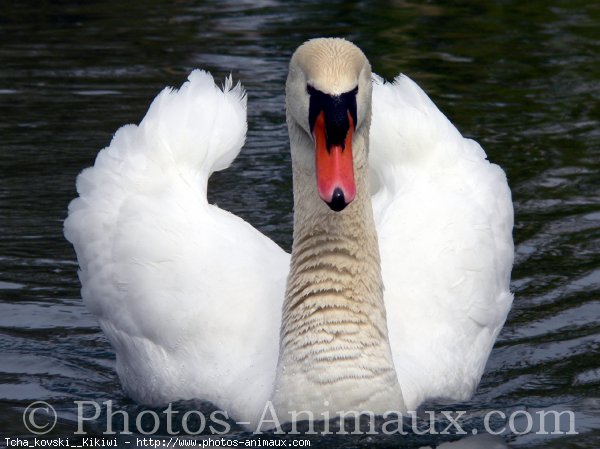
[313,111,356,211]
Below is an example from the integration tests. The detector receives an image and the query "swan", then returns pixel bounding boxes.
[64,38,514,429]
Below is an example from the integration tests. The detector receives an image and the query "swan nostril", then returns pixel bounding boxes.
[327,187,347,212]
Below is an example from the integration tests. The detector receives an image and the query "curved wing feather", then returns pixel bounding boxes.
[370,74,514,408]
[64,71,289,423]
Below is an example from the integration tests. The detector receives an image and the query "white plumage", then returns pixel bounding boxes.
[65,71,289,422]
[65,64,513,425]
[370,74,513,408]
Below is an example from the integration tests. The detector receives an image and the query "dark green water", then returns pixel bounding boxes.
[1,1,599,447]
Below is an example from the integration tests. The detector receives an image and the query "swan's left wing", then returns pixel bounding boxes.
[64,71,289,423]
[370,74,514,409]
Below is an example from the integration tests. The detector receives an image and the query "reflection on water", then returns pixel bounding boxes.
[0,1,598,447]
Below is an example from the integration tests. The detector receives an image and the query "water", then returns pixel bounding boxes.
[1,1,599,447]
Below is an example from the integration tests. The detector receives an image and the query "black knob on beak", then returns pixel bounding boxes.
[327,187,347,212]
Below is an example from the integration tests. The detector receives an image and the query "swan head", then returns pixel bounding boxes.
[287,38,372,212]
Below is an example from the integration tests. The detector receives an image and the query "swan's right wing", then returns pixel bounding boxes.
[64,71,289,423]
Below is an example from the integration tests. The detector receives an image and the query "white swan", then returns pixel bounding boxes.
[64,38,513,428]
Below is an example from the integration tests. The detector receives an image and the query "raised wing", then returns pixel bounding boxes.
[370,74,514,409]
[64,71,289,423]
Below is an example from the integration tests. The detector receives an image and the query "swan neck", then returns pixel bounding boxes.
[271,121,403,416]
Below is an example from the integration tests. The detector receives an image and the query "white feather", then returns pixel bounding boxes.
[65,69,513,425]
[65,70,289,424]
[370,74,514,408]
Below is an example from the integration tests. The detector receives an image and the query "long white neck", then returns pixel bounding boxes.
[270,115,404,421]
